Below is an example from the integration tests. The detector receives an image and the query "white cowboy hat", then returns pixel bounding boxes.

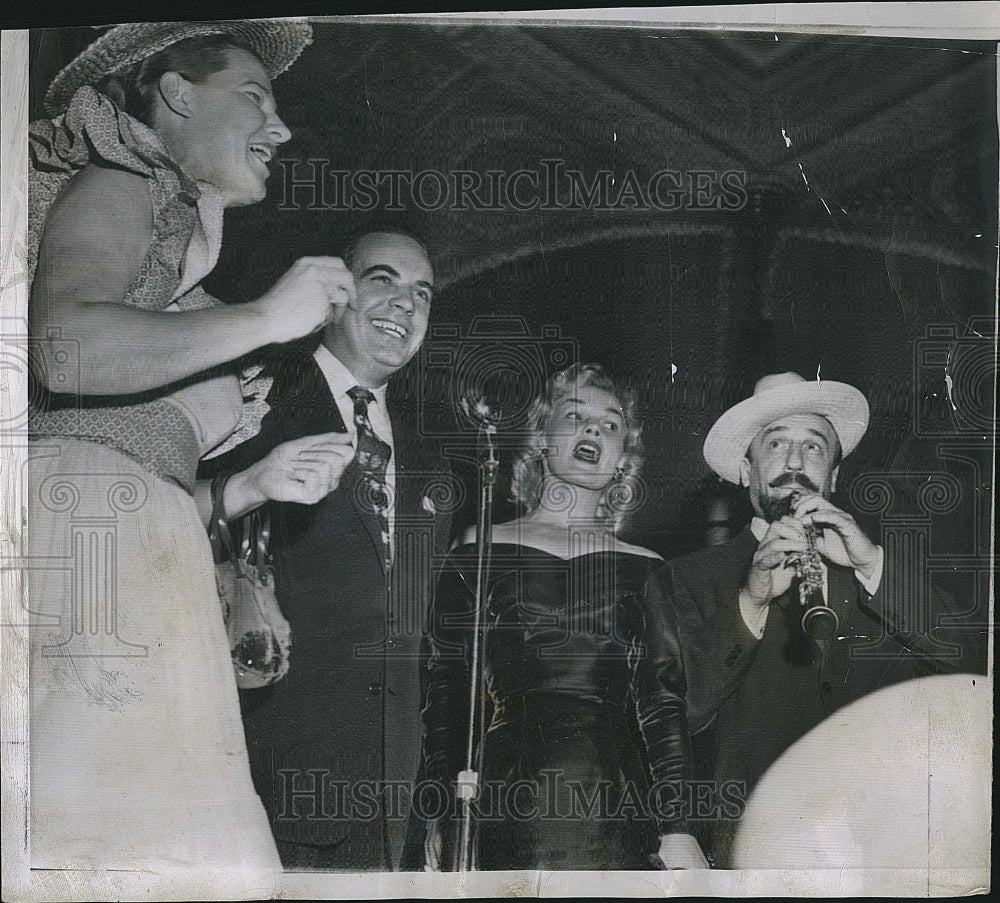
[704,372,869,484]
[44,19,313,116]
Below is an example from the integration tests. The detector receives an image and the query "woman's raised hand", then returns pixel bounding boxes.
[252,256,356,345]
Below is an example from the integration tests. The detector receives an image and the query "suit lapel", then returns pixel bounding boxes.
[269,361,451,575]
[270,354,389,573]
[826,562,859,623]
[267,354,344,436]
[391,414,421,522]
[392,418,454,552]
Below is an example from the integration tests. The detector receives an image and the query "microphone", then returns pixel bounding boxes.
[459,390,501,472]
[459,390,502,431]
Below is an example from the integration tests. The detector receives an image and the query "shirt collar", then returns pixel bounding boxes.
[313,344,388,410]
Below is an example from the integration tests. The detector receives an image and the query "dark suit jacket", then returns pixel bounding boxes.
[659,526,970,865]
[200,354,453,867]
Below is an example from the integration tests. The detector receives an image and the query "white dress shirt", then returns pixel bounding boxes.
[740,516,884,639]
[313,344,397,538]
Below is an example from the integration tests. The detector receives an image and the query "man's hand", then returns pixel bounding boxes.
[744,516,811,607]
[656,832,711,869]
[224,432,355,517]
[423,818,443,872]
[794,495,880,579]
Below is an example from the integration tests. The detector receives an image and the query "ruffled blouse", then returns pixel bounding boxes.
[28,86,240,491]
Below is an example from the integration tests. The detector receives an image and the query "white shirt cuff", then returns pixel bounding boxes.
[855,545,884,596]
[738,587,768,639]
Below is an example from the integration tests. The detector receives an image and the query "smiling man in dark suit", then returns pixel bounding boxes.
[202,231,453,871]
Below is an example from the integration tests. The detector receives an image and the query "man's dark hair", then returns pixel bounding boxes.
[340,228,431,272]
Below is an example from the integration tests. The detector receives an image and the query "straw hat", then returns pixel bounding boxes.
[44,19,313,116]
[704,372,869,484]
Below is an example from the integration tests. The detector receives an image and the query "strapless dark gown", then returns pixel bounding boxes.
[423,544,692,871]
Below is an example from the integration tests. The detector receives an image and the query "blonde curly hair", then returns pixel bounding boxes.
[510,363,644,533]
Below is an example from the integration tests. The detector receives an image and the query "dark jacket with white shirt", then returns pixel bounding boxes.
[200,350,454,868]
[658,523,971,865]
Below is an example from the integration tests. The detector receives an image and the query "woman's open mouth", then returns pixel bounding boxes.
[573,440,601,463]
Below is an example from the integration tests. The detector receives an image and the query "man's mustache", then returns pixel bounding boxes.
[769,472,820,493]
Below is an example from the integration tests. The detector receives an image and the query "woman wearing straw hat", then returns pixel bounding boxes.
[26,20,355,871]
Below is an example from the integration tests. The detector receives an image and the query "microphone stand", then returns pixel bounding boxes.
[456,420,498,872]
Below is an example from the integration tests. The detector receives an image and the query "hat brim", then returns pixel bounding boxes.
[703,380,870,484]
[45,19,313,117]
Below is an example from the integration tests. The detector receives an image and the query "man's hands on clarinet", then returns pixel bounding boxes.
[740,495,881,636]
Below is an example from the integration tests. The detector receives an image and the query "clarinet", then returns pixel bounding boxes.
[788,522,839,640]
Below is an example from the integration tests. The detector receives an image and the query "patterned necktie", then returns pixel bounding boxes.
[347,386,392,566]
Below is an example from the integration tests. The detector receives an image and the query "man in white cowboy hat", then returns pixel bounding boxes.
[659,372,963,867]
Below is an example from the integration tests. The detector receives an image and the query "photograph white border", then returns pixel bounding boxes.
[2,4,996,899]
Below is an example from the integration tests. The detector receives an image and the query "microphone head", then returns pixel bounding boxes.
[460,389,502,428]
